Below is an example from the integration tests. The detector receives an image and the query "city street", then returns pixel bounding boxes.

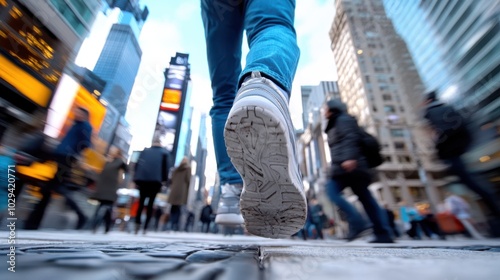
[1,230,500,280]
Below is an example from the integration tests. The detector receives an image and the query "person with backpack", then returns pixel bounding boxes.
[323,99,394,243]
[423,91,500,236]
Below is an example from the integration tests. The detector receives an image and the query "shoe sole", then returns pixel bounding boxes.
[224,96,307,239]
[215,213,245,225]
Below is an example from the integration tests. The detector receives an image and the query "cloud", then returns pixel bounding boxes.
[175,1,199,21]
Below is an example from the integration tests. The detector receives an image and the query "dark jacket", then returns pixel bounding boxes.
[133,146,169,183]
[200,205,213,223]
[325,112,368,177]
[92,158,127,202]
[424,102,472,159]
[55,120,92,158]
[167,161,191,206]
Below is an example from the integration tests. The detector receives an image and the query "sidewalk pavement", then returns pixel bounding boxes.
[2,230,500,280]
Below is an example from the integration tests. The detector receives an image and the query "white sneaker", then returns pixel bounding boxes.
[224,71,307,238]
[215,183,244,225]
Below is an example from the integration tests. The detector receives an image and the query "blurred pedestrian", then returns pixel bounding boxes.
[184,211,195,232]
[423,91,500,236]
[201,0,307,237]
[444,192,484,239]
[384,204,400,238]
[323,99,393,243]
[153,205,163,232]
[402,204,424,240]
[310,198,325,239]
[91,146,127,233]
[167,157,191,231]
[0,145,16,215]
[133,139,170,234]
[200,203,213,233]
[24,107,92,230]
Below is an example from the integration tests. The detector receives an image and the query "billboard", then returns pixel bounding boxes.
[154,53,189,153]
[0,0,70,109]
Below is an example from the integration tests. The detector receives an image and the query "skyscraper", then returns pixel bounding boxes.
[330,0,448,209]
[93,0,148,116]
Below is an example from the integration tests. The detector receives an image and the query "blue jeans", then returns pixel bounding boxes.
[329,170,392,239]
[201,0,300,185]
[326,178,366,231]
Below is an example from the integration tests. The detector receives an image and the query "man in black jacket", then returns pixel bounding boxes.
[423,91,500,233]
[133,139,170,234]
[324,99,393,243]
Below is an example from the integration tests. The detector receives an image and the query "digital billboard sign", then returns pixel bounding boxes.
[154,53,189,152]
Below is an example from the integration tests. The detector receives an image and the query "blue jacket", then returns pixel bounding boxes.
[55,121,92,158]
[133,146,170,183]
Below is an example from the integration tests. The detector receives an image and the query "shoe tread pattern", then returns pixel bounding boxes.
[225,105,306,238]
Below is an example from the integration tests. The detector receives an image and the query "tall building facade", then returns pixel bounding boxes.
[0,0,101,145]
[383,0,500,190]
[330,0,450,210]
[299,81,341,193]
[93,0,148,116]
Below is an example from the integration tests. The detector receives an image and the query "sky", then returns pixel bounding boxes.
[76,0,338,186]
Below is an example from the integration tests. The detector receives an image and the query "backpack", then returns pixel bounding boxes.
[359,129,384,168]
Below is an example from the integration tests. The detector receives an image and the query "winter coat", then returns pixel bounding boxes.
[200,205,213,223]
[424,102,472,159]
[167,161,191,206]
[133,146,170,183]
[55,120,92,158]
[325,113,369,177]
[92,158,127,202]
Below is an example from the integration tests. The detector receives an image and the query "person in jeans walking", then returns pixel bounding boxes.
[201,0,307,238]
[91,146,128,233]
[133,139,170,234]
[323,99,394,243]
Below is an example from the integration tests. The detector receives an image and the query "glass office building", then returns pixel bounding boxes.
[93,0,148,116]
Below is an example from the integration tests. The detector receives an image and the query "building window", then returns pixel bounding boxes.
[394,142,406,150]
[403,171,419,180]
[391,186,402,203]
[409,186,427,202]
[398,155,412,163]
[50,0,86,35]
[383,156,392,163]
[390,129,405,137]
[384,105,395,113]
[69,0,93,22]
[400,106,405,112]
[372,106,378,112]
[383,94,392,101]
